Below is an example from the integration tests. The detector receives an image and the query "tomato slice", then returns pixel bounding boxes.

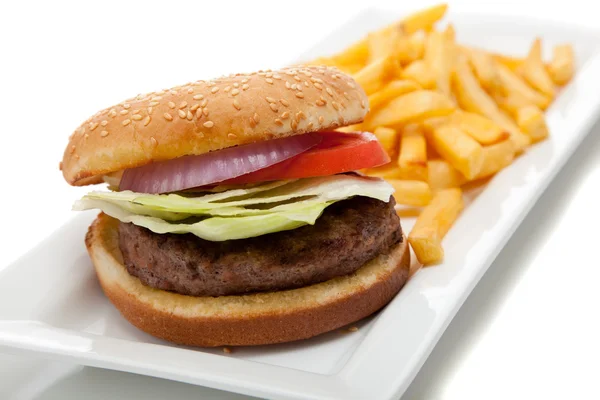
[223,131,390,185]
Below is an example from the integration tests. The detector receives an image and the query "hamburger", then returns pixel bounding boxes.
[60,65,410,347]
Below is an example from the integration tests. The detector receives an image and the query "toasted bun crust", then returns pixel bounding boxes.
[86,213,410,347]
[61,66,369,186]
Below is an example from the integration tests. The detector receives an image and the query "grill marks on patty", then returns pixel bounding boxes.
[118,196,402,297]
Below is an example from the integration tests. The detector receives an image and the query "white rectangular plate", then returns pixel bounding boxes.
[2,8,600,400]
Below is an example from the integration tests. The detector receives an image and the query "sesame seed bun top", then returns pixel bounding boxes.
[60,65,369,186]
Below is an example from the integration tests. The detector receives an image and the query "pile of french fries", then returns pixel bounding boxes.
[307,3,575,267]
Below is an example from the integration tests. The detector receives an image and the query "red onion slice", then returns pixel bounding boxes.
[119,133,322,194]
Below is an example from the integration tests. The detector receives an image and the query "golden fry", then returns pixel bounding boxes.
[388,179,433,206]
[427,122,484,179]
[495,62,551,110]
[522,38,556,98]
[474,139,516,179]
[374,127,399,158]
[368,90,455,128]
[427,159,466,190]
[398,125,428,181]
[408,32,426,60]
[330,39,369,67]
[444,23,456,41]
[548,44,575,85]
[492,92,532,118]
[464,47,501,92]
[363,164,403,179]
[400,60,436,89]
[450,111,509,145]
[516,105,549,143]
[452,55,531,152]
[425,30,454,97]
[367,80,422,110]
[401,3,448,34]
[492,53,524,72]
[367,27,403,63]
[408,188,464,265]
[353,56,396,95]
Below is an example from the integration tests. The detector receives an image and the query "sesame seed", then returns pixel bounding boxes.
[273,74,282,80]
[101,130,109,137]
[101,120,108,126]
[190,104,200,112]
[266,72,273,78]
[179,101,188,109]
[143,116,151,126]
[280,99,289,107]
[120,110,129,115]
[265,78,274,84]
[108,109,117,118]
[233,99,241,110]
[295,92,304,99]
[193,94,204,100]
[200,99,208,107]
[122,119,131,126]
[314,82,323,90]
[326,88,334,97]
[249,116,256,128]
[69,145,75,154]
[316,99,325,106]
[123,103,131,109]
[333,74,341,79]
[304,81,309,87]
[132,109,141,115]
[281,111,290,119]
[224,86,231,93]
[347,82,355,89]
[275,119,283,126]
[231,88,240,96]
[170,90,178,95]
[178,109,186,118]
[242,84,249,91]
[228,133,237,139]
[291,119,298,130]
[202,108,209,117]
[89,122,99,131]
[253,113,260,124]
[151,96,163,101]
[233,83,239,88]
[132,114,143,121]
[311,77,323,83]
[294,75,301,82]
[361,100,366,109]
[332,101,340,110]
[285,81,291,89]
[297,111,306,120]
[307,121,314,129]
[241,78,249,84]
[149,101,160,107]
[148,106,154,114]
[269,103,278,112]
[203,121,214,128]
[291,84,297,90]
[319,115,324,124]
[211,87,219,94]
[187,88,194,94]
[266,96,276,103]
[168,102,175,109]
[195,108,203,119]
[187,110,193,120]
[163,113,173,121]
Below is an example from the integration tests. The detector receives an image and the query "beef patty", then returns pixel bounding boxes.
[118,196,403,297]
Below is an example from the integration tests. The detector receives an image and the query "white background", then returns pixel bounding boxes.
[1,0,599,399]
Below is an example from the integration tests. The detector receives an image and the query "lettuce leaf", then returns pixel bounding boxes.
[73,174,394,241]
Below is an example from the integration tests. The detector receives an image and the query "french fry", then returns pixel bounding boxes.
[367,27,403,63]
[427,159,466,190]
[337,63,367,75]
[474,139,516,179]
[353,56,396,95]
[368,90,455,128]
[424,30,453,97]
[495,62,551,110]
[464,47,501,92]
[398,125,428,181]
[452,55,531,152]
[374,127,399,158]
[408,32,426,60]
[450,111,509,145]
[400,60,436,89]
[330,39,369,67]
[492,92,532,118]
[388,179,433,206]
[367,80,422,110]
[516,105,549,142]
[444,23,456,41]
[492,53,524,72]
[427,122,484,179]
[522,38,556,98]
[401,3,448,34]
[408,188,464,265]
[548,44,575,85]
[363,164,403,179]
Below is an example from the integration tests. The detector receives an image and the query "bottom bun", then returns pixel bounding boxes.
[86,213,411,347]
